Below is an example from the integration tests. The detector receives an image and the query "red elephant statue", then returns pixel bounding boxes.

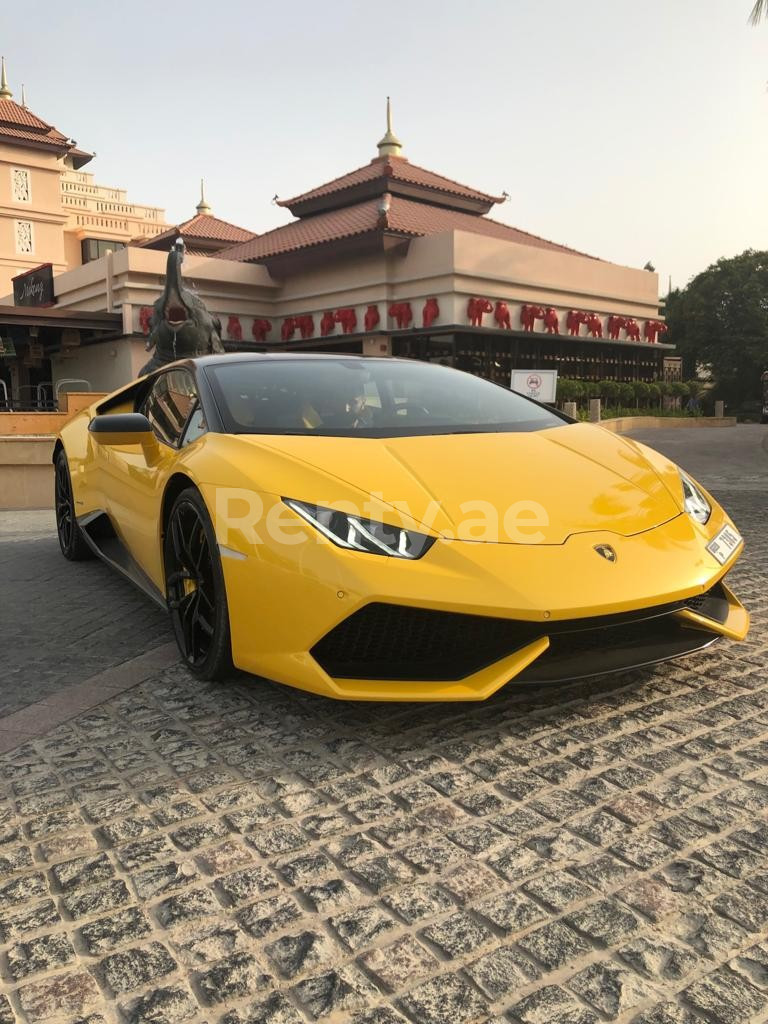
[252,318,271,342]
[585,313,603,339]
[320,311,336,336]
[608,315,627,340]
[644,319,668,343]
[494,301,511,329]
[226,315,243,343]
[138,306,153,336]
[422,298,440,329]
[624,318,641,342]
[543,308,559,334]
[566,310,589,337]
[521,304,545,331]
[295,315,315,340]
[335,308,358,334]
[467,297,493,327]
[281,317,296,342]
[364,305,380,332]
[388,303,413,329]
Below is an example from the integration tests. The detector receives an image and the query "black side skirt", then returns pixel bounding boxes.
[77,511,166,610]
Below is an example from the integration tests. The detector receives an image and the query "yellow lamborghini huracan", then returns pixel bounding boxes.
[54,354,749,701]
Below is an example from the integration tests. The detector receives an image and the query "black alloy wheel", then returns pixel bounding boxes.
[54,451,92,561]
[164,487,233,680]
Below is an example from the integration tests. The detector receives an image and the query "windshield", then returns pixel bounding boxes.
[205,358,566,437]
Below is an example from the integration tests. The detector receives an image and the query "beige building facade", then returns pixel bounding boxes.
[0,59,169,298]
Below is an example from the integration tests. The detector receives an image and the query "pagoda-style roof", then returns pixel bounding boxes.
[0,98,91,167]
[219,193,596,265]
[139,212,256,256]
[220,104,599,272]
[278,155,505,217]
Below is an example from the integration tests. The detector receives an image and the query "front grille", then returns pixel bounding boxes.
[312,581,730,683]
[311,603,541,681]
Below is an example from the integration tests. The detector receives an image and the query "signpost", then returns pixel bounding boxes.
[511,369,558,403]
[11,263,56,308]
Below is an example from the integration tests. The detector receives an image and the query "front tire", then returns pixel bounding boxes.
[54,451,92,561]
[164,487,233,680]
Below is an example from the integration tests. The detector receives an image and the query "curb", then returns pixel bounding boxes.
[0,641,179,753]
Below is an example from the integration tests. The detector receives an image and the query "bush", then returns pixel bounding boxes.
[599,380,620,402]
[619,382,636,406]
[633,381,651,405]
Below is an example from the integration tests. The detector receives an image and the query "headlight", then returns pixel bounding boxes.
[284,499,435,559]
[680,471,711,524]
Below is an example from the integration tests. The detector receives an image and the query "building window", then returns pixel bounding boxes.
[81,238,126,263]
[15,220,34,254]
[11,168,31,203]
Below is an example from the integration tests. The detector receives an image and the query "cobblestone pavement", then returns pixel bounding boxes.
[0,428,765,1023]
[0,512,170,717]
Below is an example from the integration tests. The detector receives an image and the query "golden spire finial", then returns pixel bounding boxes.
[196,178,212,215]
[377,96,403,158]
[0,57,12,100]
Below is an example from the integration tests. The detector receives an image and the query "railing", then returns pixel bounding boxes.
[0,379,92,413]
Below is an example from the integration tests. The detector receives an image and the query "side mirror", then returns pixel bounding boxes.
[89,413,155,446]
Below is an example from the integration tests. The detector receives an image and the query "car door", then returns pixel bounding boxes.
[101,368,199,589]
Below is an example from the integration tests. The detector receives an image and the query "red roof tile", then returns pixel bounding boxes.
[0,98,73,150]
[219,195,597,263]
[142,213,255,248]
[279,156,504,209]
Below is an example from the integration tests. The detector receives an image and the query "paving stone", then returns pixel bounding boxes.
[0,844,33,876]
[248,824,308,856]
[170,819,230,851]
[0,898,60,940]
[630,1001,704,1024]
[221,991,304,1024]
[441,859,501,903]
[63,879,132,919]
[684,966,767,1024]
[476,890,547,934]
[218,866,279,904]
[619,935,699,981]
[264,929,338,979]
[673,911,749,959]
[80,907,153,954]
[232,896,298,943]
[730,941,768,991]
[565,899,640,945]
[0,872,48,907]
[351,1009,410,1024]
[325,832,380,867]
[398,973,489,1024]
[119,983,199,1023]
[7,931,77,979]
[511,983,599,1024]
[101,941,177,994]
[330,904,396,951]
[617,876,684,922]
[359,934,438,991]
[381,882,455,923]
[101,816,158,845]
[353,854,417,893]
[568,959,655,1017]
[293,965,378,1019]
[171,919,248,966]
[277,850,336,886]
[523,870,594,911]
[694,839,764,880]
[517,921,592,970]
[18,970,103,1022]
[464,945,531,999]
[132,860,199,900]
[570,855,633,892]
[156,886,221,927]
[198,950,272,1003]
[39,832,99,860]
[116,835,176,871]
[422,910,492,958]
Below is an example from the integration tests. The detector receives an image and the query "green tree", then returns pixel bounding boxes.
[619,382,635,407]
[663,249,768,408]
[647,382,661,408]
[599,380,620,405]
[634,381,651,408]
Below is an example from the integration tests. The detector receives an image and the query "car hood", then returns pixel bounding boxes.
[230,422,685,545]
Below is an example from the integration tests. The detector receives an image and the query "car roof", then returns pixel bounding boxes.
[189,353,410,368]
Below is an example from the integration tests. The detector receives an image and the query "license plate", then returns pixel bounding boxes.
[707,525,743,565]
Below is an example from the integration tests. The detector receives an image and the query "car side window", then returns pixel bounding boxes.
[141,370,198,447]
[181,403,207,447]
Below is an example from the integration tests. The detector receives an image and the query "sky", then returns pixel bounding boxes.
[2,0,767,292]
